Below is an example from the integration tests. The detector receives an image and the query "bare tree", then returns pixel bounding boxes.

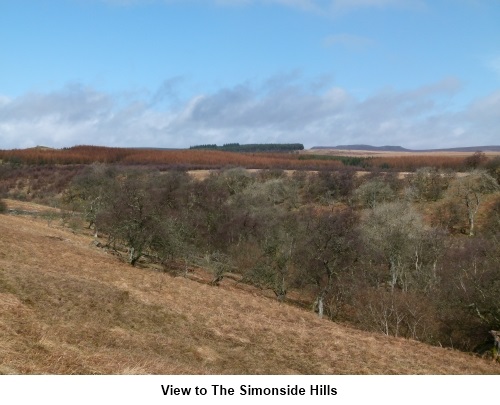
[405,167,454,202]
[438,235,500,350]
[353,178,395,209]
[99,173,156,266]
[491,330,500,360]
[242,177,299,209]
[361,202,443,293]
[244,213,297,302]
[294,207,358,318]
[306,169,355,205]
[446,170,499,236]
[64,163,115,238]
[216,167,255,196]
[202,251,233,286]
[464,151,487,170]
[149,217,191,265]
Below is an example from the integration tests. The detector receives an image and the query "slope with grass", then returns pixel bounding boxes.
[0,207,499,374]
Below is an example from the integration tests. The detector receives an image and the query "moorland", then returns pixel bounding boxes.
[1,144,499,374]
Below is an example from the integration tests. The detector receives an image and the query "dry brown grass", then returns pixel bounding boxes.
[0,207,499,375]
[3,199,62,214]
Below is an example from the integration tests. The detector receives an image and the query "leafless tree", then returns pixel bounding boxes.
[353,178,395,209]
[64,163,116,238]
[98,173,156,265]
[446,170,499,236]
[464,151,487,170]
[490,330,500,360]
[361,202,442,293]
[294,207,359,318]
[405,167,454,202]
[244,212,298,302]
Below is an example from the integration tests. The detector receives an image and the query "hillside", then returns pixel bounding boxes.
[312,145,500,153]
[313,145,411,152]
[2,144,499,173]
[0,205,499,374]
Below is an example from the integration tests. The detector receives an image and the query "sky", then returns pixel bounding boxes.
[1,0,499,150]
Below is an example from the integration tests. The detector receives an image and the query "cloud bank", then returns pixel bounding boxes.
[1,76,498,150]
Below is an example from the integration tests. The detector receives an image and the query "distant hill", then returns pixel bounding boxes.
[313,145,410,152]
[312,145,500,152]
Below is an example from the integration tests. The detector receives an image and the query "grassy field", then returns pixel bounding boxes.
[0,201,499,375]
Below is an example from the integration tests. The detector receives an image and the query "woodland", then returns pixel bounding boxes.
[1,147,500,357]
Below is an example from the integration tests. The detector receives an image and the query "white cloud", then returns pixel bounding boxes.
[463,90,500,137]
[1,77,498,150]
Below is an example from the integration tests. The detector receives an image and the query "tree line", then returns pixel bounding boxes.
[58,163,500,355]
[189,143,305,152]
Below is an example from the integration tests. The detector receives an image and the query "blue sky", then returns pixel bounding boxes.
[1,0,499,149]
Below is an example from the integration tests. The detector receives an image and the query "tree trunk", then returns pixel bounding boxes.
[317,296,324,319]
[468,212,475,236]
[129,247,140,266]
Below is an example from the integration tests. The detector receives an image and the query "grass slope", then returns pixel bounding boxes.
[0,208,499,374]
